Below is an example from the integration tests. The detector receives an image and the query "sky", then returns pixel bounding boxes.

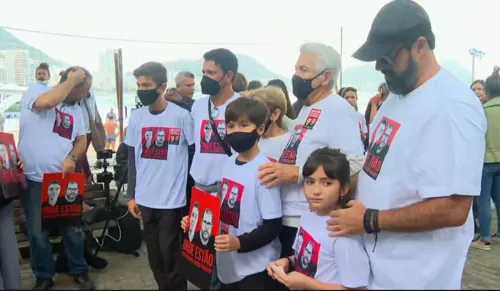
[0,0,498,81]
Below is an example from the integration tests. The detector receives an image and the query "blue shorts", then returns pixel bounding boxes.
[106,136,116,142]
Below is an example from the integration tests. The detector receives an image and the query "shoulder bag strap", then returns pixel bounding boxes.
[208,99,232,157]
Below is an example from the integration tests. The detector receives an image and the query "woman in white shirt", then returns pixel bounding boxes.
[243,87,292,161]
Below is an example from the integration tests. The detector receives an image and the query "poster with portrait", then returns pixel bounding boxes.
[180,187,221,290]
[0,132,27,207]
[41,172,85,231]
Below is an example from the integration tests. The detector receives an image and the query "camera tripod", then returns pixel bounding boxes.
[92,159,129,257]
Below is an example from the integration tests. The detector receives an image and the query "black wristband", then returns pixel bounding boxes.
[363,209,374,234]
[372,209,380,233]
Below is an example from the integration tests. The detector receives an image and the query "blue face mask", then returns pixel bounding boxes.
[37,80,49,85]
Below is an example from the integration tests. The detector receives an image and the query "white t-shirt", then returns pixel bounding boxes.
[125,103,194,209]
[19,84,86,182]
[293,211,369,288]
[357,69,486,289]
[259,131,292,161]
[190,93,240,186]
[356,111,368,134]
[216,153,282,284]
[278,94,364,217]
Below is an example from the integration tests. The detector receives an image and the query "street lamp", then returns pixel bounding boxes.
[469,48,486,82]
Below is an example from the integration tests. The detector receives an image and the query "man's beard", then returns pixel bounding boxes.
[301,257,309,267]
[201,229,210,242]
[156,140,164,147]
[381,55,419,96]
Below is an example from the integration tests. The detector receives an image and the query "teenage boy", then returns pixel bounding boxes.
[126,62,194,290]
[215,97,283,289]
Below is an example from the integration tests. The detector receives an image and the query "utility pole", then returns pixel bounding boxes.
[469,48,485,82]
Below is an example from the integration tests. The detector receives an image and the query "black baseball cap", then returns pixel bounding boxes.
[353,0,432,62]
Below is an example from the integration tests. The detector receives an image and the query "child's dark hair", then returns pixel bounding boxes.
[303,147,351,206]
[225,97,269,128]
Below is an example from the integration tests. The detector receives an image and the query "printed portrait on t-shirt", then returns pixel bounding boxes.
[52,108,74,139]
[188,202,200,242]
[279,124,307,165]
[168,128,181,145]
[295,229,305,253]
[303,108,321,130]
[294,227,320,278]
[220,178,244,228]
[200,120,230,154]
[363,116,401,180]
[141,127,169,160]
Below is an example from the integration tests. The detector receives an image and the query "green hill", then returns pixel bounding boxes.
[0,28,68,67]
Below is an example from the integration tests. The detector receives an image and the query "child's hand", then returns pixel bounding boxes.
[214,234,240,252]
[266,258,290,279]
[17,157,24,169]
[180,216,188,231]
[274,271,309,290]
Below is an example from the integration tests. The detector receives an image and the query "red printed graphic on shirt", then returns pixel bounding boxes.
[303,109,321,130]
[200,120,230,154]
[219,178,244,228]
[294,227,320,278]
[168,128,181,145]
[141,127,169,160]
[278,124,307,165]
[52,108,74,140]
[363,116,401,180]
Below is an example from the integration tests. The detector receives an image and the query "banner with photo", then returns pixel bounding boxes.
[0,132,27,207]
[41,172,85,231]
[180,187,221,290]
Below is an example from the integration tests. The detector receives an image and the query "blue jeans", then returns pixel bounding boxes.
[20,180,87,279]
[479,163,500,241]
[0,203,22,290]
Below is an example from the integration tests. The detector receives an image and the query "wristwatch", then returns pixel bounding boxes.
[67,154,77,162]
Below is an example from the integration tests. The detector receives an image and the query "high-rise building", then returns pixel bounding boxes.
[1,50,30,86]
[99,49,115,75]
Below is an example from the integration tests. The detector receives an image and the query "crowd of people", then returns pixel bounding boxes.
[0,0,498,290]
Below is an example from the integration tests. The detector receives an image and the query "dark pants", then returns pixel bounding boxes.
[220,271,276,290]
[279,225,298,257]
[139,206,187,290]
[473,198,480,234]
[21,180,87,279]
[75,133,92,178]
[0,203,22,289]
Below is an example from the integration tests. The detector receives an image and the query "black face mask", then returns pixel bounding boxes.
[292,71,324,101]
[381,55,419,96]
[137,88,160,106]
[225,129,259,153]
[201,75,222,96]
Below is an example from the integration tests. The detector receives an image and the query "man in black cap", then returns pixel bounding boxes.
[325,0,487,289]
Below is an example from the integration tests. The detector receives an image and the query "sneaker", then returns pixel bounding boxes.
[33,278,54,290]
[491,234,500,244]
[471,240,491,251]
[73,273,95,290]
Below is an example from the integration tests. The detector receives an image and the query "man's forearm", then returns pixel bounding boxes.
[378,195,473,232]
[126,146,136,200]
[34,81,76,110]
[70,135,87,159]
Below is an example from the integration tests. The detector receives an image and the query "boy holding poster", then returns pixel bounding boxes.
[125,62,194,290]
[215,97,283,289]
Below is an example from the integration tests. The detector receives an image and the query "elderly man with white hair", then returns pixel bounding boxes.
[257,42,365,258]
